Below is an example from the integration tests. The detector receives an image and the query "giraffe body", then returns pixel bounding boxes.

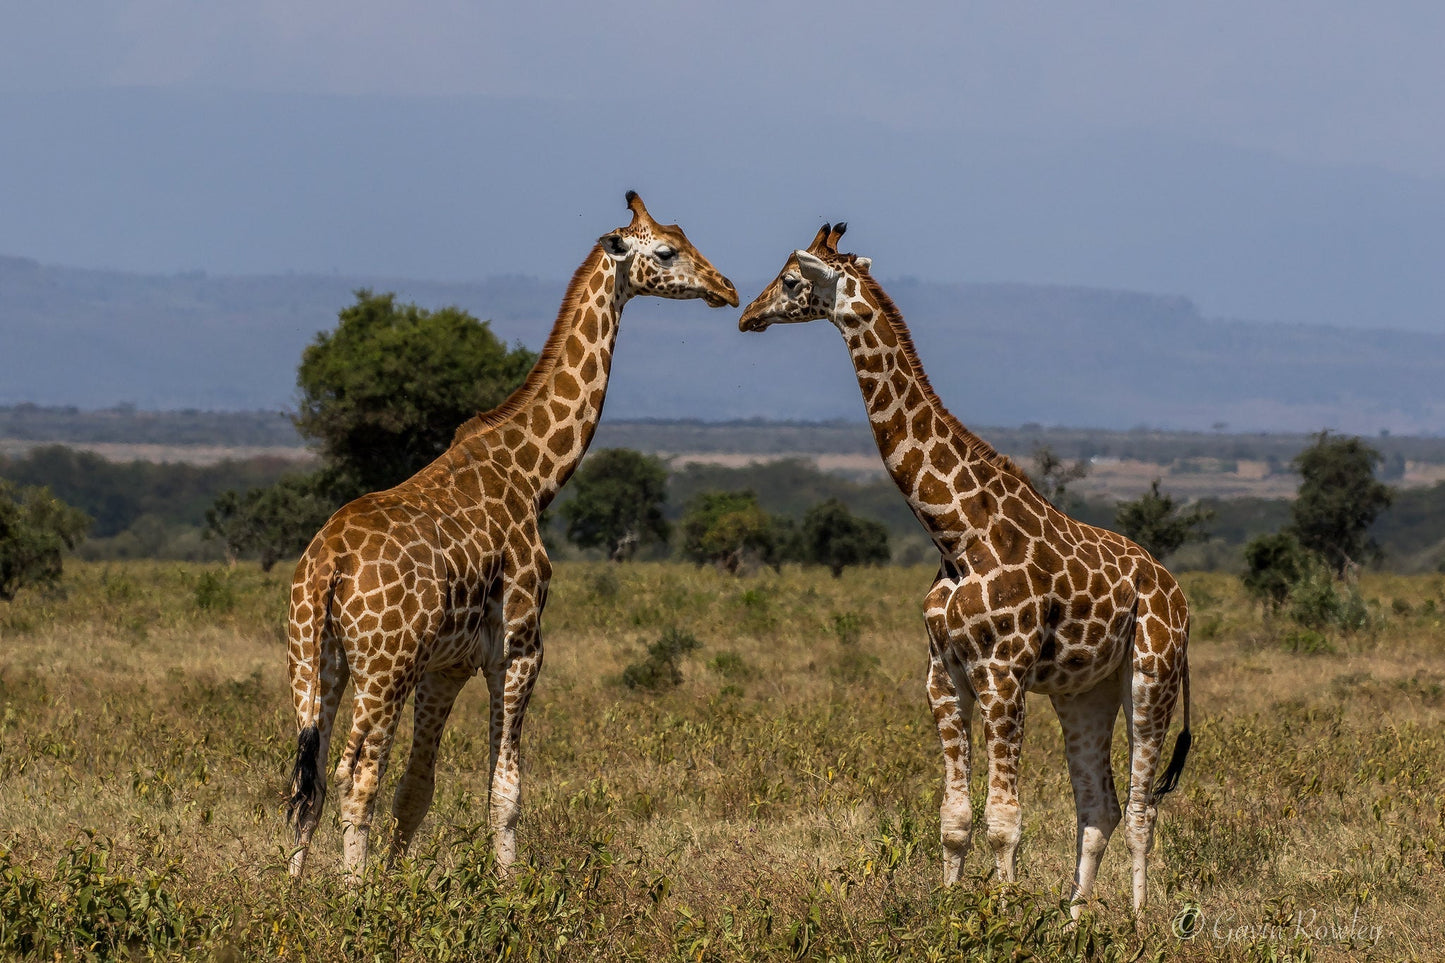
[740,224,1191,915]
[285,193,736,880]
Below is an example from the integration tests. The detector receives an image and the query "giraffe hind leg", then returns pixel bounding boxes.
[389,667,472,863]
[288,633,349,878]
[1122,621,1185,914]
[337,675,411,883]
[971,668,1027,885]
[1052,668,1124,918]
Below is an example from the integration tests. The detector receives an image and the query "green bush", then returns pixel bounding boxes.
[797,498,889,576]
[706,650,750,678]
[0,836,203,957]
[0,481,90,601]
[193,569,237,613]
[621,627,702,691]
[1242,531,1308,611]
[1287,564,1370,633]
[831,611,864,646]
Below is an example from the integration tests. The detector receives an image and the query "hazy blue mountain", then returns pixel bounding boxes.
[2,87,1444,332]
[1,255,1439,434]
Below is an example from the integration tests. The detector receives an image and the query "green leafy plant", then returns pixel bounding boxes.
[679,490,786,574]
[0,481,89,601]
[797,499,889,577]
[559,448,670,561]
[621,627,702,690]
[1113,478,1213,560]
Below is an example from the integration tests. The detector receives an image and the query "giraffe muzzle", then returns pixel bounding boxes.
[703,277,740,308]
[738,308,776,332]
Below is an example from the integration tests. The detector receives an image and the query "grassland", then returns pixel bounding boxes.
[1,561,1442,960]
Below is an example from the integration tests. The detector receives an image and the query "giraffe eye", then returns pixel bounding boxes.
[782,274,802,293]
[654,246,676,261]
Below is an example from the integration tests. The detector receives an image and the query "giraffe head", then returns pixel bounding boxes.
[598,191,738,307]
[738,222,874,332]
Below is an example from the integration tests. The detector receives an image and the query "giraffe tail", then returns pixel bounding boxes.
[286,571,336,831]
[1153,645,1192,799]
[287,726,323,828]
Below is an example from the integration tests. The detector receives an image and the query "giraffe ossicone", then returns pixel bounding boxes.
[739,222,1192,917]
[284,192,736,882]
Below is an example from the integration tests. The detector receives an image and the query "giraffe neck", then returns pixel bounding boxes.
[839,277,1035,557]
[454,247,628,508]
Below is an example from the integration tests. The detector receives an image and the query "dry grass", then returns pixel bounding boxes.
[1,561,1442,960]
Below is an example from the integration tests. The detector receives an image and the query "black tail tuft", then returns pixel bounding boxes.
[1153,728,1193,799]
[287,725,323,829]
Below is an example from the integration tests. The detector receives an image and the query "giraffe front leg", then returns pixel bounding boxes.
[925,635,974,886]
[389,667,472,863]
[487,564,548,876]
[974,669,1027,885]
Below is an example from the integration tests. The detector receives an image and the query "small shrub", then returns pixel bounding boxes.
[102,572,138,603]
[588,567,621,601]
[193,569,236,613]
[736,587,777,635]
[707,650,751,679]
[0,835,201,957]
[1287,566,1370,633]
[1281,628,1335,655]
[1242,531,1308,611]
[831,647,881,683]
[621,627,702,691]
[1195,613,1224,640]
[831,611,863,646]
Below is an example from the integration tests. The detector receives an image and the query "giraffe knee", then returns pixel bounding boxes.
[1125,808,1156,855]
[985,804,1022,855]
[1080,824,1112,861]
[940,798,973,850]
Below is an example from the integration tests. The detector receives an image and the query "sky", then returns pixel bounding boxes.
[2,2,1443,329]
[6,2,1443,178]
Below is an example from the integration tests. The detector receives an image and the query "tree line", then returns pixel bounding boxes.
[0,291,1433,598]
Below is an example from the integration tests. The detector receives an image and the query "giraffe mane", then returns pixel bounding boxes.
[858,272,1040,493]
[451,246,606,443]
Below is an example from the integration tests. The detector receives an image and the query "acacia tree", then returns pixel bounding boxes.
[1113,479,1213,560]
[209,291,535,568]
[295,290,537,496]
[798,498,890,577]
[0,481,90,600]
[558,449,669,561]
[205,474,336,572]
[680,490,783,574]
[1288,431,1393,575]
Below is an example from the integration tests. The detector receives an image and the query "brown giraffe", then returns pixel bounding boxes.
[284,192,737,881]
[739,223,1191,916]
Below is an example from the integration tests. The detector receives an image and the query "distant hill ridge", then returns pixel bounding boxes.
[1,255,1442,434]
[6,407,1445,471]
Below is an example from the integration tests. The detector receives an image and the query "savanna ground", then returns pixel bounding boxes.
[1,561,1442,960]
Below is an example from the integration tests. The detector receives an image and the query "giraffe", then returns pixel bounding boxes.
[284,192,737,881]
[739,223,1191,916]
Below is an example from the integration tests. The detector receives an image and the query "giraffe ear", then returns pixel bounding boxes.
[794,250,838,286]
[599,232,634,259]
